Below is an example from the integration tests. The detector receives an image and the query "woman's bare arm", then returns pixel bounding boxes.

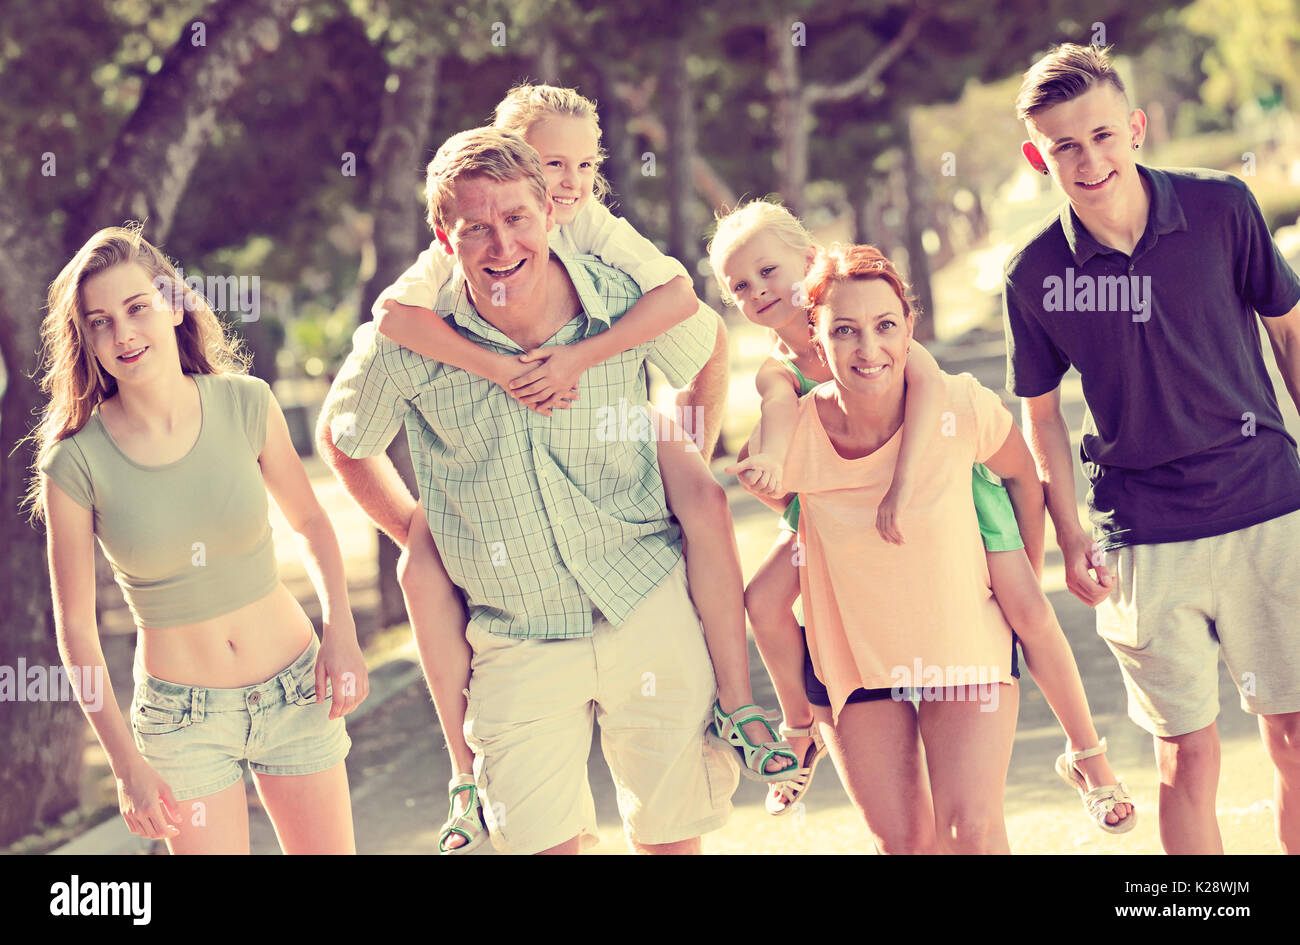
[43,478,141,778]
[261,395,369,717]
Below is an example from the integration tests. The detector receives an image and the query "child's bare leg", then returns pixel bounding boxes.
[654,410,791,774]
[987,549,1133,826]
[745,530,819,798]
[397,511,477,845]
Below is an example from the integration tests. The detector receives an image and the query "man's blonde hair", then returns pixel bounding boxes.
[424,126,550,232]
[492,83,610,201]
[707,198,815,305]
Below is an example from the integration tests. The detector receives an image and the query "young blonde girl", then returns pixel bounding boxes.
[28,225,368,854]
[714,199,1135,834]
[372,85,795,853]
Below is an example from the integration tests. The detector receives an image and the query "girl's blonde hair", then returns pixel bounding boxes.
[706,198,815,305]
[492,83,611,202]
[22,223,250,524]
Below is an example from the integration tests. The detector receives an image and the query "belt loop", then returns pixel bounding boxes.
[190,687,205,723]
[278,667,298,703]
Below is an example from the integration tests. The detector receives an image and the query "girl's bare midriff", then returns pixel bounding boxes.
[137,582,315,688]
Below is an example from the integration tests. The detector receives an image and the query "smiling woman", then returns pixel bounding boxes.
[25,224,368,855]
[781,244,1023,853]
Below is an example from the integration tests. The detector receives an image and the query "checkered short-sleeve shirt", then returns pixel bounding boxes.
[320,247,717,639]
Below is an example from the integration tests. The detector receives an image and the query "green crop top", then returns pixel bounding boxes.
[39,372,280,629]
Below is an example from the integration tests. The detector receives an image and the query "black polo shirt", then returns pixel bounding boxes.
[1003,165,1300,549]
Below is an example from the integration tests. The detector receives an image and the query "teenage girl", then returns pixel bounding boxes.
[30,225,368,854]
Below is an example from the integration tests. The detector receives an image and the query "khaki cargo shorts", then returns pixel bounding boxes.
[463,560,737,853]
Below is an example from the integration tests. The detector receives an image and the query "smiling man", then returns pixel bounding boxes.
[315,127,735,855]
[1002,43,1300,854]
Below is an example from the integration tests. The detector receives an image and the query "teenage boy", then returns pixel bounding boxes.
[1003,42,1300,854]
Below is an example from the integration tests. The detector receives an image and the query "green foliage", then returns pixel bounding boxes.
[7,0,1291,382]
[1184,0,1300,113]
[0,0,208,237]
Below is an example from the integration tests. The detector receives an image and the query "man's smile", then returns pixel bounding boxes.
[484,259,526,278]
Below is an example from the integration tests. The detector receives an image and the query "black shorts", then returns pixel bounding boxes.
[802,627,1022,707]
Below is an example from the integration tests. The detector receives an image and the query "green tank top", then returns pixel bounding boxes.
[39,372,280,629]
[775,357,819,532]
[776,356,821,397]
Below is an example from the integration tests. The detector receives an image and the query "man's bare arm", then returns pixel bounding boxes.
[1021,388,1113,606]
[1261,302,1300,415]
[315,417,419,548]
[676,315,729,458]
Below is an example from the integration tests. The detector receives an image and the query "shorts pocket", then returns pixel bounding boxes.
[700,737,739,810]
[1094,546,1149,650]
[133,696,194,737]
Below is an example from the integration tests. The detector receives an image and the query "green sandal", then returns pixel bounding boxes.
[707,701,799,783]
[438,773,488,855]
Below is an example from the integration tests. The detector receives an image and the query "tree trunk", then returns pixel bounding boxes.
[0,0,305,846]
[662,35,699,292]
[897,111,935,343]
[594,67,640,228]
[611,77,736,215]
[775,7,927,222]
[536,33,560,85]
[767,17,806,215]
[0,201,80,847]
[72,0,305,251]
[358,48,441,637]
[846,169,870,244]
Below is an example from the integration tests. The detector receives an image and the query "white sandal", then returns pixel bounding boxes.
[765,720,828,817]
[1054,737,1137,835]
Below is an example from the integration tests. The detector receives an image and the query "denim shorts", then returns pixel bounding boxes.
[130,633,351,801]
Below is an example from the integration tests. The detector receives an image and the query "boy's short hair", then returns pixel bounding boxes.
[1015,43,1128,121]
[424,126,549,232]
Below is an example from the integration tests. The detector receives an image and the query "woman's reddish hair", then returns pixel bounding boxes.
[802,244,918,330]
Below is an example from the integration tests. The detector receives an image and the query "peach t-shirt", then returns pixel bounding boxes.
[783,370,1017,721]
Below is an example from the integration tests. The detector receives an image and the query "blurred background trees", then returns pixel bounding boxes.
[3,0,1298,844]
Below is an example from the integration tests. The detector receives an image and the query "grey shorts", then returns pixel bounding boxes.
[130,633,351,800]
[1097,508,1300,737]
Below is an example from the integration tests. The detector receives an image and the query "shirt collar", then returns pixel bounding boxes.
[432,243,611,350]
[1059,164,1188,265]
